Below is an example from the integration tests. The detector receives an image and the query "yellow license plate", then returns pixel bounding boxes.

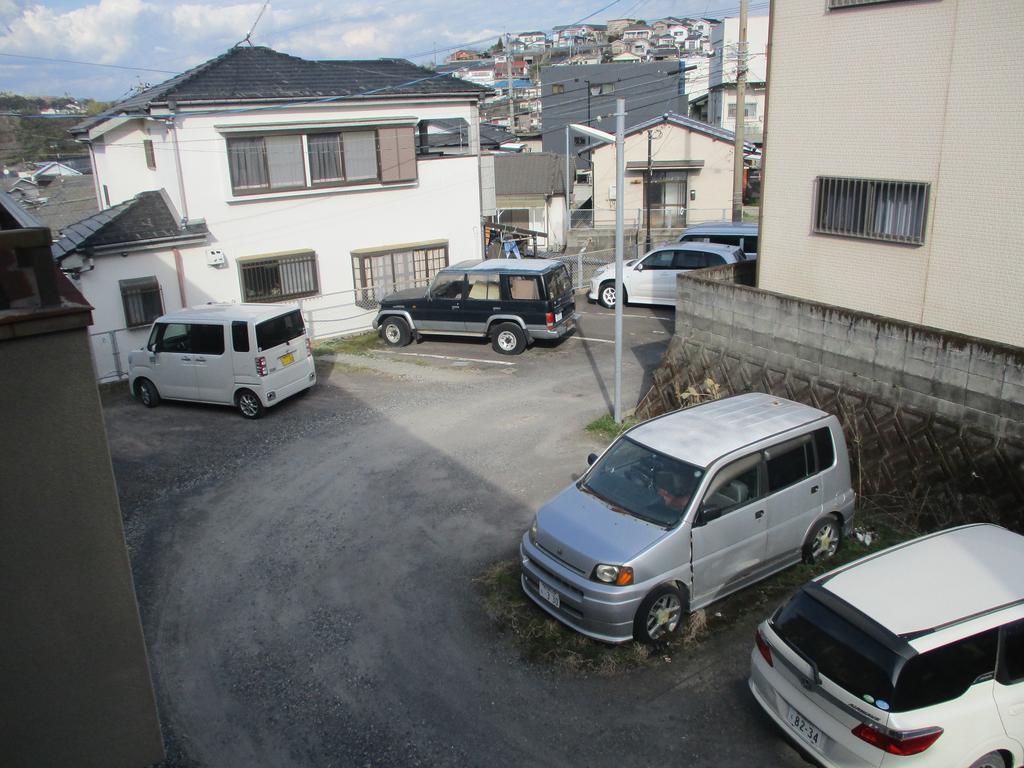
[279,352,295,366]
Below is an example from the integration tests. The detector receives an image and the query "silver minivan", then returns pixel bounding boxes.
[520,393,856,644]
[128,303,316,419]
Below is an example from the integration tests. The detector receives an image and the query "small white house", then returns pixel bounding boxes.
[587,112,751,230]
[66,46,489,379]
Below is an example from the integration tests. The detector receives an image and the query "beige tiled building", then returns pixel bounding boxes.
[758,0,1024,348]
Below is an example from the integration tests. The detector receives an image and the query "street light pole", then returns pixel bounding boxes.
[613,97,626,424]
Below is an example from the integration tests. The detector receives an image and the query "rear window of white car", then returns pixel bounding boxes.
[256,310,305,351]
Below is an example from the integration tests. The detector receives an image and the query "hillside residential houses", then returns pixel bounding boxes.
[62,45,488,379]
[758,0,1023,347]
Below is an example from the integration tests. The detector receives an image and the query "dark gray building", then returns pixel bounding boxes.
[540,62,685,161]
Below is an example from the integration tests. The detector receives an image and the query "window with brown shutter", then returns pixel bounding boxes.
[378,126,418,183]
[144,139,156,170]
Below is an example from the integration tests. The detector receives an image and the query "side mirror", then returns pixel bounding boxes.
[634,263,644,272]
[696,505,722,527]
[587,453,598,466]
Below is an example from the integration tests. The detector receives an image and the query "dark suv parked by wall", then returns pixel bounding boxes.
[372,259,577,355]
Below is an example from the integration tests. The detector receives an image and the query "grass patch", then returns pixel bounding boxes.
[313,331,383,357]
[585,413,639,443]
[476,506,911,675]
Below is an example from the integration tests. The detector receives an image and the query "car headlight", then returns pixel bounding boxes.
[593,564,634,586]
[529,517,538,544]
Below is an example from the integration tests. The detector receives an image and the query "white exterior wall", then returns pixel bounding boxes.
[708,16,769,132]
[84,98,484,347]
[759,0,1024,347]
[589,123,735,227]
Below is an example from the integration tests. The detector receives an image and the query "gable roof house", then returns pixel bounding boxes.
[67,45,489,377]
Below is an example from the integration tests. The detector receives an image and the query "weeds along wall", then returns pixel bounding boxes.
[636,264,1024,528]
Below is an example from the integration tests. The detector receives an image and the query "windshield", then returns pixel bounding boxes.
[545,266,572,299]
[772,589,901,709]
[256,310,305,351]
[581,437,704,526]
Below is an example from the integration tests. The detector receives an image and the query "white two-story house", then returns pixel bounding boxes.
[62,45,488,380]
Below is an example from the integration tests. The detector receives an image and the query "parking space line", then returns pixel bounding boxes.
[379,350,517,366]
[576,310,670,320]
[568,336,615,344]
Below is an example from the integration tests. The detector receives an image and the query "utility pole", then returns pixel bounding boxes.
[645,129,653,251]
[505,34,516,134]
[731,0,748,223]
[613,97,626,424]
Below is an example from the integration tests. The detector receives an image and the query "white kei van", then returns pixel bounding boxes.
[127,304,316,419]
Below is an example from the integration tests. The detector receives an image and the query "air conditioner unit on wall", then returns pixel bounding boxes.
[608,184,616,201]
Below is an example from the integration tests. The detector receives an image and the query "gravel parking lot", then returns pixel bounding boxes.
[104,303,813,767]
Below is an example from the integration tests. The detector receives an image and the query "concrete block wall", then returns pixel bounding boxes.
[636,267,1024,523]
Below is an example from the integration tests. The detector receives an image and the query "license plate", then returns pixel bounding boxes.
[538,581,560,608]
[555,311,563,323]
[279,352,295,367]
[786,706,824,750]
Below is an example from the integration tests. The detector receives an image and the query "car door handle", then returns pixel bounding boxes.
[181,356,192,361]
[451,304,460,310]
[811,485,819,494]
[194,357,206,362]
[754,510,765,519]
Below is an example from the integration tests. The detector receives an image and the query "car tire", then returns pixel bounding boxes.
[381,316,411,347]
[598,281,617,309]
[135,378,160,408]
[491,322,527,355]
[634,584,684,645]
[802,515,842,564]
[236,388,265,419]
[968,753,1007,768]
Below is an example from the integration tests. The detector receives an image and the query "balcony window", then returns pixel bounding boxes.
[227,126,416,196]
[814,177,929,245]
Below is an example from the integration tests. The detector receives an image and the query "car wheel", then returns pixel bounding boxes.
[634,585,684,645]
[236,388,265,419]
[381,316,411,347]
[968,753,1007,768]
[135,378,160,408]
[491,322,526,355]
[803,516,842,564]
[598,281,617,309]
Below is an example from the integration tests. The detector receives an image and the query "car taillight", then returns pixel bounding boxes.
[305,338,312,357]
[546,311,554,330]
[755,628,773,667]
[851,724,943,756]
[256,356,267,376]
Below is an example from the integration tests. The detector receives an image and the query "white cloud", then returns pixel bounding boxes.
[0,0,148,61]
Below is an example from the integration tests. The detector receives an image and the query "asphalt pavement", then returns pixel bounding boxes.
[104,299,815,768]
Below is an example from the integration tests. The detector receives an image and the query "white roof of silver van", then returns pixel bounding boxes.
[628,393,830,468]
[818,524,1024,638]
[157,303,301,324]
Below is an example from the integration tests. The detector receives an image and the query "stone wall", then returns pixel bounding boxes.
[637,267,1024,524]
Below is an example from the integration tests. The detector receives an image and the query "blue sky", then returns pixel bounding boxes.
[0,0,760,100]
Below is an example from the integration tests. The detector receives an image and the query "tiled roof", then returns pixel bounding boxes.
[74,46,489,135]
[24,176,99,236]
[494,153,568,196]
[52,190,208,260]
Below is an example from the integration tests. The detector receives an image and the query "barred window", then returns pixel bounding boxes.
[353,243,449,308]
[120,276,163,328]
[814,177,929,245]
[239,251,319,302]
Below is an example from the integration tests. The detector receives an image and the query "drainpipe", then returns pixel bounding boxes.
[167,104,190,222]
[173,248,187,309]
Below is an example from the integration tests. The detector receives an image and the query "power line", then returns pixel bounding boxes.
[0,51,178,75]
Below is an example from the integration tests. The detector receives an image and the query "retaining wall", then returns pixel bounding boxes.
[637,267,1024,523]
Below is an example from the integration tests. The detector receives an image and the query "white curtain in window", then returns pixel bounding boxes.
[228,138,268,191]
[873,184,924,241]
[308,134,343,183]
[343,131,378,180]
[265,135,305,189]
